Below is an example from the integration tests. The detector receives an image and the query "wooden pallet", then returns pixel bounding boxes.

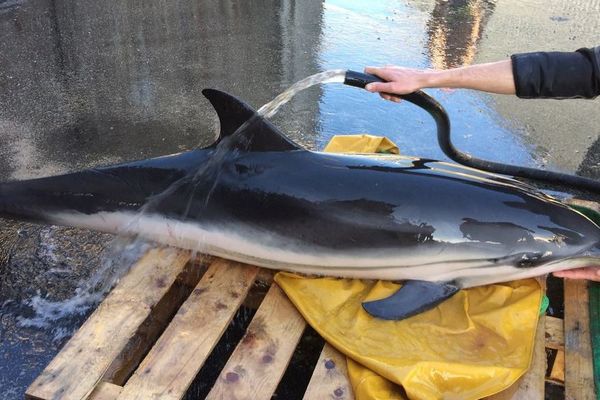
[26,248,596,400]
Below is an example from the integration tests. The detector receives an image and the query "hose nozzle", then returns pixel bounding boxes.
[343,70,384,89]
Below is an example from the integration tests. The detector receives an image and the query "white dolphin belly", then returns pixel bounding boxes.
[49,210,599,288]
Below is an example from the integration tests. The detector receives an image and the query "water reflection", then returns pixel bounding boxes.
[427,0,496,68]
[318,0,534,166]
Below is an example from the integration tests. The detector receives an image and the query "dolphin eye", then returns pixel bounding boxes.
[234,163,250,175]
[233,163,266,177]
[517,252,544,268]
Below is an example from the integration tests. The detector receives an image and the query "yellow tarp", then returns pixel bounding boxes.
[274,135,543,400]
[323,134,400,154]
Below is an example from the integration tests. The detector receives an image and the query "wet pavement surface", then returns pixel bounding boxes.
[0,0,599,398]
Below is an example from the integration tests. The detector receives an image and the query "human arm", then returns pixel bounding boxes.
[553,267,600,281]
[364,60,516,100]
[365,46,600,100]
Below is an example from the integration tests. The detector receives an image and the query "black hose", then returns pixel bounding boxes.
[344,70,600,193]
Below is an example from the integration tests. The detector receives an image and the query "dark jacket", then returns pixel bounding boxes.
[511,46,600,99]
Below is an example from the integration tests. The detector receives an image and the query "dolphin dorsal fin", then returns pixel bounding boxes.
[202,89,302,152]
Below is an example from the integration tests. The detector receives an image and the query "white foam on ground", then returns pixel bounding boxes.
[17,238,150,342]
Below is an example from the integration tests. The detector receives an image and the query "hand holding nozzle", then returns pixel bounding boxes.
[363,66,434,102]
[343,70,427,104]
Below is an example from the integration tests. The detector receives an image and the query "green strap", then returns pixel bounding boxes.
[540,295,549,315]
[572,204,600,399]
[589,282,600,400]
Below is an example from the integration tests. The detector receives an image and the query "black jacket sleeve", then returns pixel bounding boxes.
[511,46,600,99]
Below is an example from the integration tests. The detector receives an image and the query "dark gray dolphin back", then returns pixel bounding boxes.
[0,153,201,223]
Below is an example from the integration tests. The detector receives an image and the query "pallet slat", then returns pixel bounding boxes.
[564,279,595,400]
[25,248,191,400]
[549,350,565,384]
[545,316,564,350]
[89,382,122,400]
[589,282,600,400]
[117,259,258,400]
[207,284,305,399]
[303,343,353,400]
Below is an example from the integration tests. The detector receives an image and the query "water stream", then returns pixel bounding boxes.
[17,238,151,341]
[257,70,346,118]
[15,69,349,339]
[135,69,348,221]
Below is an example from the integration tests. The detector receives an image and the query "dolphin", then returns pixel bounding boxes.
[1,88,599,320]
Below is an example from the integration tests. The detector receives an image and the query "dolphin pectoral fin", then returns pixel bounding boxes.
[362,280,459,320]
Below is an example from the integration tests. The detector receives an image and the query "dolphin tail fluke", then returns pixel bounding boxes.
[362,280,459,320]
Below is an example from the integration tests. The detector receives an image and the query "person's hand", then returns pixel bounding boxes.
[553,266,600,281]
[364,66,434,102]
